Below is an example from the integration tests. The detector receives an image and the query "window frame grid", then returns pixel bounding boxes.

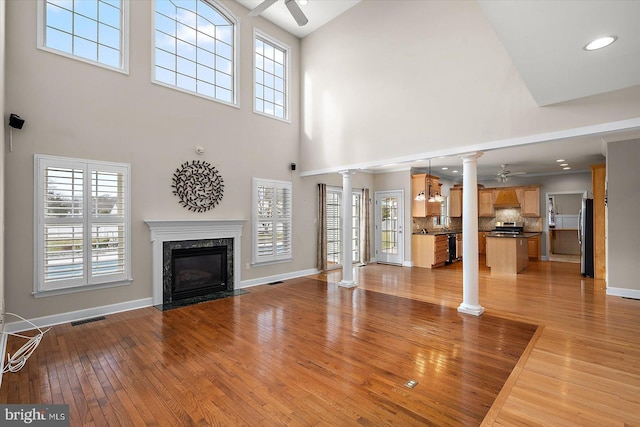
[34,154,132,298]
[326,187,361,268]
[253,28,290,122]
[151,0,239,108]
[36,0,130,74]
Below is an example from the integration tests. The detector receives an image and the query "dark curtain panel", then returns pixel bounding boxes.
[317,183,327,272]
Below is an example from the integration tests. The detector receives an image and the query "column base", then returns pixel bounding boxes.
[457,303,485,316]
[339,280,357,288]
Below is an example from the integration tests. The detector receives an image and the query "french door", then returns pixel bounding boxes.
[375,191,404,265]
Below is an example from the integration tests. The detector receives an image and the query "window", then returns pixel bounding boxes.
[38,0,128,71]
[154,0,237,105]
[252,178,292,264]
[254,30,289,120]
[326,187,361,268]
[34,155,131,296]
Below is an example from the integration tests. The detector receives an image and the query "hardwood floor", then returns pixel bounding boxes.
[2,259,639,426]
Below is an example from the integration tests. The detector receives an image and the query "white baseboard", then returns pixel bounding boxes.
[3,298,154,334]
[606,287,640,299]
[403,261,413,267]
[239,268,320,289]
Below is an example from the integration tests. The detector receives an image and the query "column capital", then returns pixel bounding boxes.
[338,169,358,177]
[460,151,484,162]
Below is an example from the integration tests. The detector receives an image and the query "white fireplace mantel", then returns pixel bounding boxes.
[145,219,246,305]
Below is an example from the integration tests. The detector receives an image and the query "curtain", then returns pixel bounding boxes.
[317,183,327,272]
[360,188,371,265]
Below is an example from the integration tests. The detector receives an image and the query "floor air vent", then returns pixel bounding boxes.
[71,316,106,326]
[268,281,284,285]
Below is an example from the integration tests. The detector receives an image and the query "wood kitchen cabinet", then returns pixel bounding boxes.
[520,186,541,217]
[411,174,442,217]
[456,233,463,259]
[449,187,462,217]
[412,234,448,268]
[478,232,488,255]
[528,234,540,259]
[478,189,495,217]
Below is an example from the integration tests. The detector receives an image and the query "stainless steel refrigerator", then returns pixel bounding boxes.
[578,192,594,277]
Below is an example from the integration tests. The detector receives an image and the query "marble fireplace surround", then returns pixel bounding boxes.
[145,220,246,306]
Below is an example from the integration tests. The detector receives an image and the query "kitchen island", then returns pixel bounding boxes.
[485,233,537,274]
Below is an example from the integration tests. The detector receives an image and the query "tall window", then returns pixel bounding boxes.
[154,0,237,105]
[326,188,361,268]
[252,178,292,264]
[34,155,131,296]
[38,0,127,71]
[254,30,289,120]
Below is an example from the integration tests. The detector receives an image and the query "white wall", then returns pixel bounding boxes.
[607,139,640,294]
[300,0,640,173]
[3,0,312,320]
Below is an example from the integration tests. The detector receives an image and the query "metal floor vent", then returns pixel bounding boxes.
[404,380,418,389]
[268,281,284,285]
[71,316,106,326]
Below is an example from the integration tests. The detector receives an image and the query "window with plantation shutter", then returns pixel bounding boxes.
[252,178,292,264]
[35,155,131,296]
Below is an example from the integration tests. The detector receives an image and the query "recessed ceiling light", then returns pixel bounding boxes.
[563,167,571,170]
[584,36,617,51]
[452,170,459,173]
[299,0,308,5]
[556,159,566,162]
[560,163,568,167]
[441,167,449,170]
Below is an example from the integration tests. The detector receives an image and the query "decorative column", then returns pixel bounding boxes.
[339,170,357,288]
[458,152,484,316]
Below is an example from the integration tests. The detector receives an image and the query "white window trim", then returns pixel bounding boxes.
[36,0,130,75]
[252,178,293,265]
[33,154,132,298]
[150,0,240,108]
[253,28,291,123]
[326,186,361,268]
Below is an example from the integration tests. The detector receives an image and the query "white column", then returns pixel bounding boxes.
[339,170,357,288]
[458,152,485,316]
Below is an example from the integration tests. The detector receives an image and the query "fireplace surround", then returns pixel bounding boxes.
[145,220,246,307]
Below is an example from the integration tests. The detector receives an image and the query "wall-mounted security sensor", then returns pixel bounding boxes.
[9,113,25,129]
[8,113,25,152]
[290,163,296,171]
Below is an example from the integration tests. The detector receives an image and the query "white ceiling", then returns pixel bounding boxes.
[235,0,640,178]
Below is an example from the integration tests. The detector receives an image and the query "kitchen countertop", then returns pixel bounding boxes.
[486,232,540,238]
[413,230,462,236]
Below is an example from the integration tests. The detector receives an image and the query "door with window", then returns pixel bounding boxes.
[326,188,362,269]
[375,191,404,265]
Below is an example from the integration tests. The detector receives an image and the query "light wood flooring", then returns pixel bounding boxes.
[2,258,639,426]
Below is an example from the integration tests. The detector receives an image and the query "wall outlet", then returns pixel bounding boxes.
[245,262,250,270]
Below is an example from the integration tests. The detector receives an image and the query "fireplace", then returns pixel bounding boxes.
[146,220,246,308]
[163,238,233,305]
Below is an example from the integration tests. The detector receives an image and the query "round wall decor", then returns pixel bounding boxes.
[172,160,224,212]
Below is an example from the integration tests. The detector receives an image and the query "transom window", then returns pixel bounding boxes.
[34,155,132,296]
[154,0,237,105]
[38,0,127,71]
[254,30,289,120]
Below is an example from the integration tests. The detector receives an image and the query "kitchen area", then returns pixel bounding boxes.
[411,172,543,274]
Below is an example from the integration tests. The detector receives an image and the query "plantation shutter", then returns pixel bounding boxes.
[253,178,292,264]
[36,155,131,294]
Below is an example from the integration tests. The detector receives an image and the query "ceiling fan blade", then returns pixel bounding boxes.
[510,171,526,176]
[285,0,309,26]
[249,0,277,17]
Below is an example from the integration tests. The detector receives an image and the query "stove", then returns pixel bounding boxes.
[490,221,524,236]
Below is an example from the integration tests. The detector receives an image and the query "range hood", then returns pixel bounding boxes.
[493,188,520,208]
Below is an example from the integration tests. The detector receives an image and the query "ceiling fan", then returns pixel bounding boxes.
[495,164,526,183]
[249,0,309,26]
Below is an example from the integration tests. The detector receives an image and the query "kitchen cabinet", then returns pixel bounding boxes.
[478,189,495,217]
[456,233,463,259]
[411,174,442,217]
[478,232,488,255]
[486,235,529,274]
[521,186,541,217]
[412,234,448,268]
[528,234,540,260]
[449,187,462,217]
